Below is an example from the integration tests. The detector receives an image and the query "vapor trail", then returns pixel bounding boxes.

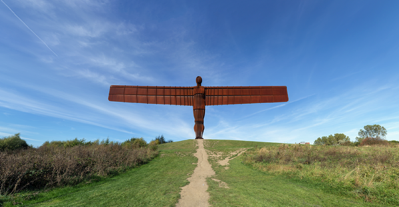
[1,0,58,57]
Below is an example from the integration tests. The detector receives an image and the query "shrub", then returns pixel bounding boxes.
[153,135,173,144]
[0,141,158,196]
[41,140,64,148]
[63,138,86,148]
[154,135,166,144]
[389,140,399,144]
[0,133,29,152]
[360,137,389,146]
[121,138,147,148]
[314,133,350,146]
[338,140,352,146]
[149,140,158,151]
[100,138,110,145]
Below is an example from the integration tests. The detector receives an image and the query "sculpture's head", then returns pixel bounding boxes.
[196,76,202,86]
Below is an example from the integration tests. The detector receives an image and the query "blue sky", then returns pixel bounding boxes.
[1,0,398,147]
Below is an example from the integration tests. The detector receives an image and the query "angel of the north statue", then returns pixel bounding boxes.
[108,76,289,139]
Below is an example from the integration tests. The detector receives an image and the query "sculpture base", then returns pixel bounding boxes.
[195,137,204,139]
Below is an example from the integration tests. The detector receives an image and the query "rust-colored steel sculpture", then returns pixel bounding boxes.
[108,76,289,139]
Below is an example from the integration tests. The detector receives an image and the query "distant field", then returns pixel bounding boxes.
[1,139,396,206]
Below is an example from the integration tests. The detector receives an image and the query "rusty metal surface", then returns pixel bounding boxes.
[108,76,289,139]
[204,86,288,105]
[109,86,193,106]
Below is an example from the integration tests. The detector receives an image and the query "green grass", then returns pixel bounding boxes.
[203,139,280,160]
[1,140,197,207]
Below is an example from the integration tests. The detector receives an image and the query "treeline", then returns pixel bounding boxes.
[0,134,172,197]
[0,133,172,152]
[314,124,396,146]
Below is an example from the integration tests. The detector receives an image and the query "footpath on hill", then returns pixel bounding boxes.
[5,139,387,206]
[176,139,214,207]
[176,140,250,207]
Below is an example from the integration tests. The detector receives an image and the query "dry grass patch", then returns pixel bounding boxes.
[243,144,399,205]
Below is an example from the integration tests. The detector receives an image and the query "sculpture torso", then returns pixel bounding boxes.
[193,86,205,110]
[193,86,205,139]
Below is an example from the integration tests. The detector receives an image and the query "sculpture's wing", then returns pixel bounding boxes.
[109,86,193,106]
[205,86,288,105]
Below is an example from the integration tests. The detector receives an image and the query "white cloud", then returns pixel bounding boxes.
[65,23,109,38]
[14,0,53,11]
[75,69,111,86]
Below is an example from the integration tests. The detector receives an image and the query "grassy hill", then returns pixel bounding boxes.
[1,139,396,206]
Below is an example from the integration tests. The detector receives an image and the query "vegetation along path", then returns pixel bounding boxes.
[4,140,198,207]
[4,139,395,206]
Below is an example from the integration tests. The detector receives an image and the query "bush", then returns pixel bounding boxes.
[121,138,147,148]
[41,138,95,148]
[149,140,159,151]
[338,140,352,146]
[0,140,158,196]
[153,135,173,144]
[314,133,350,145]
[360,137,389,146]
[64,138,87,148]
[40,137,153,149]
[0,133,29,152]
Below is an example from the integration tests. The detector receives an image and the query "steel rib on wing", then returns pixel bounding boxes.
[108,86,194,106]
[204,86,288,105]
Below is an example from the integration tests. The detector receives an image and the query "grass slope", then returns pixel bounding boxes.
[3,139,392,206]
[3,140,197,207]
[205,140,385,207]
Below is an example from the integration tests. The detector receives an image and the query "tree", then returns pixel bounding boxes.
[155,135,166,144]
[0,133,29,151]
[333,133,350,144]
[314,133,350,145]
[153,135,172,144]
[356,124,387,143]
[121,137,148,148]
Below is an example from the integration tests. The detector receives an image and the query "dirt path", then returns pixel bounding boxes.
[217,148,248,170]
[176,139,215,207]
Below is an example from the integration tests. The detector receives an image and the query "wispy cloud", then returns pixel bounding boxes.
[0,77,195,140]
[1,1,398,146]
[204,80,399,143]
[1,0,58,56]
[240,94,315,120]
[75,69,111,86]
[0,88,135,135]
[330,71,361,82]
[0,126,40,141]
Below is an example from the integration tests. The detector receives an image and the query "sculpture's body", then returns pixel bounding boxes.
[109,76,288,139]
[193,76,206,139]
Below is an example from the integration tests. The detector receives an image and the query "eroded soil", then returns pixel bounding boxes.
[177,140,248,206]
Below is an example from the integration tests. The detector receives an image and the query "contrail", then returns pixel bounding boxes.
[1,0,58,57]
